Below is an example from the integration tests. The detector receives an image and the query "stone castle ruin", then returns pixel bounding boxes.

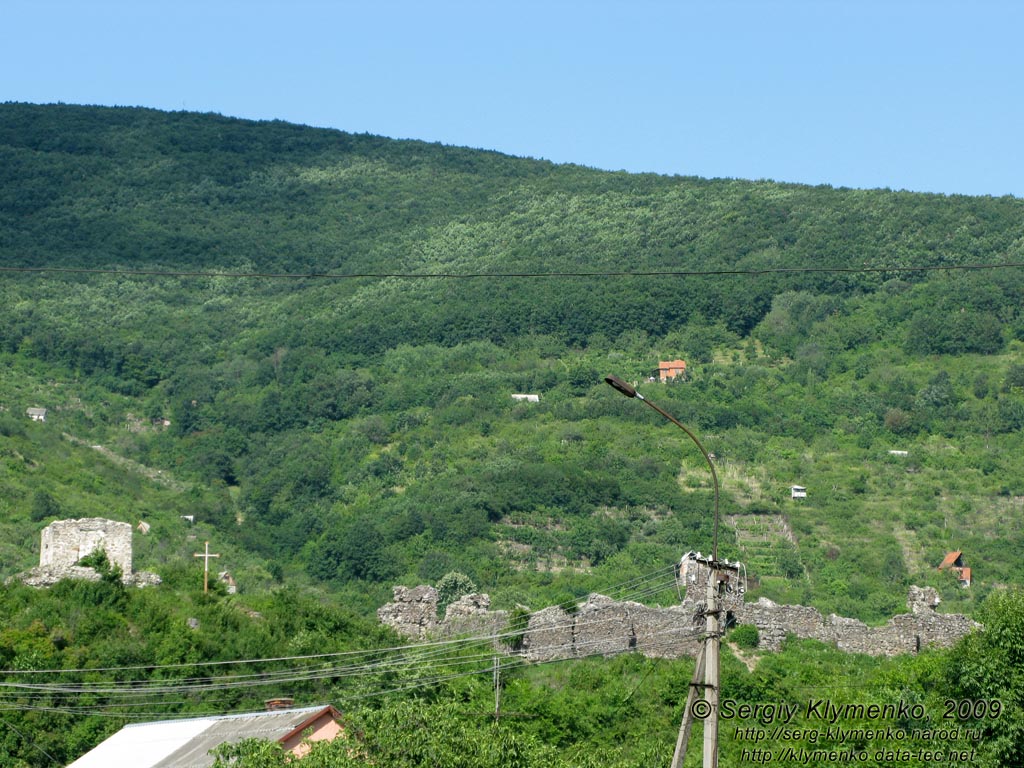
[18,518,160,588]
[379,554,977,661]
[41,518,133,573]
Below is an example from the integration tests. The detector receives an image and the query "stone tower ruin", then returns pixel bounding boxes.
[16,517,160,588]
[40,518,133,574]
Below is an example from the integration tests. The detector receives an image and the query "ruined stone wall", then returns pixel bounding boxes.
[40,518,133,573]
[521,605,575,662]
[378,581,977,661]
[564,595,703,661]
[439,593,508,642]
[736,599,825,652]
[732,586,977,654]
[376,586,440,639]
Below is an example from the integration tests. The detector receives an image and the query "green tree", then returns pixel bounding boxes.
[436,571,478,617]
[29,490,61,522]
[945,589,1024,767]
[1003,364,1024,393]
[309,517,391,583]
[211,739,288,768]
[730,624,759,649]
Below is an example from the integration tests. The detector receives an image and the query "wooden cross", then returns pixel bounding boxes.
[193,540,221,594]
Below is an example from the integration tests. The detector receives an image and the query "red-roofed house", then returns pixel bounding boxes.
[658,360,687,382]
[938,551,971,587]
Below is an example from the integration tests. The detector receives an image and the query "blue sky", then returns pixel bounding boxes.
[5,0,1023,197]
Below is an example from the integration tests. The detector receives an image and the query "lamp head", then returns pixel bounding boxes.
[605,375,638,398]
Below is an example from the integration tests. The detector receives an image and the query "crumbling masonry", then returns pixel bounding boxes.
[379,557,977,660]
[17,518,160,588]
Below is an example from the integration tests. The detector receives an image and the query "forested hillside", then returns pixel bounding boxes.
[3,103,1024,766]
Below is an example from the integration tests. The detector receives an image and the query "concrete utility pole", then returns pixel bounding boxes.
[493,656,502,722]
[667,551,740,768]
[671,642,706,765]
[604,376,730,768]
[193,540,221,594]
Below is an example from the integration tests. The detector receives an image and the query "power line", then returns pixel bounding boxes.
[0,609,928,722]
[0,627,707,718]
[0,609,689,698]
[0,261,1023,282]
[0,560,923,721]
[0,566,682,679]
[0,715,62,766]
[0,567,697,717]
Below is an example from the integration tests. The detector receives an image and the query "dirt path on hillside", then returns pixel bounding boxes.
[62,433,190,492]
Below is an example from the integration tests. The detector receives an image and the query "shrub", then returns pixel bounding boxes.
[730,624,759,649]
[436,571,477,617]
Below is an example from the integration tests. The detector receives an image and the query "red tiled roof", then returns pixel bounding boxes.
[938,551,962,570]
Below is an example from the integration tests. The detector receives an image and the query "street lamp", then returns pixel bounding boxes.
[604,375,720,561]
[604,374,725,768]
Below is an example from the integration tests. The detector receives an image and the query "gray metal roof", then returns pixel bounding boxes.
[66,716,213,768]
[68,705,336,768]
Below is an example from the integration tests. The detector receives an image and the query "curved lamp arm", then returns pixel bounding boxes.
[605,375,720,562]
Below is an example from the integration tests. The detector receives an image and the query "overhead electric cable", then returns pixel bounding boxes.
[0,604,700,702]
[0,716,62,765]
[1,261,1023,281]
[0,610,680,697]
[0,566,682,678]
[0,627,708,718]
[0,563,704,722]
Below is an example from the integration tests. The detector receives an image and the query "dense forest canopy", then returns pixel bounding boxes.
[2,103,1024,766]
